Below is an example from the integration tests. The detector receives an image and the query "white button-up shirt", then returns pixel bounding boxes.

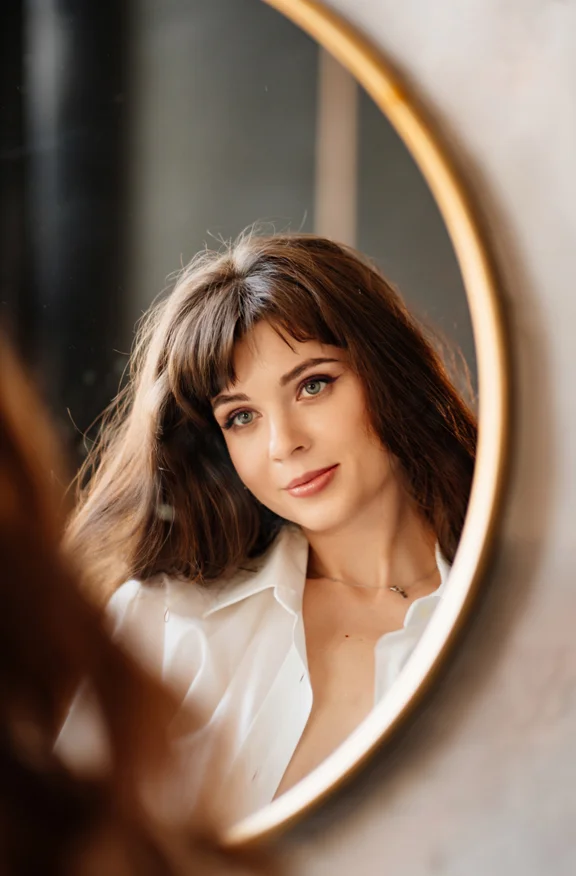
[60,524,449,823]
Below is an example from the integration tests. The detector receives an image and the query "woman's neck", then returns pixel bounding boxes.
[302,483,437,593]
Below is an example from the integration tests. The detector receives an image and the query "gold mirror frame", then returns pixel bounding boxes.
[226,0,510,847]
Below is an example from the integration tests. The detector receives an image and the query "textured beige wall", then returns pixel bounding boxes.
[279,1,576,873]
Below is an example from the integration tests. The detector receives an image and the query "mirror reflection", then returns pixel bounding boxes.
[66,231,476,822]
[15,0,477,826]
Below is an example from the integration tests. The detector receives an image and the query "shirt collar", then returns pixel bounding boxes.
[205,524,309,618]
[166,525,450,621]
[166,525,309,620]
[401,542,450,629]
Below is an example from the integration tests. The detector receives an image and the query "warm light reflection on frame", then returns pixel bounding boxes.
[226,0,510,847]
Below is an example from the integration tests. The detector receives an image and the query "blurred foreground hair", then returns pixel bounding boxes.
[0,337,269,875]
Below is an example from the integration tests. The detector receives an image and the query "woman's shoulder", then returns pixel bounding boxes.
[107,574,206,628]
[106,562,260,628]
[107,577,149,619]
[107,524,305,630]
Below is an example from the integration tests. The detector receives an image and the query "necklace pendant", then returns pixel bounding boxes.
[389,585,409,599]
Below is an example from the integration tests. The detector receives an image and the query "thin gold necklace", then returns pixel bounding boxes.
[306,566,439,599]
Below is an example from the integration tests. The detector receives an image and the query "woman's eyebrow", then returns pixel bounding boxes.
[212,391,250,412]
[279,357,341,387]
[212,357,341,410]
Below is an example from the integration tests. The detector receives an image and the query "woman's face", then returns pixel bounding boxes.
[211,321,397,535]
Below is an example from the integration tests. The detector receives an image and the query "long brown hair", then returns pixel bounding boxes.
[67,232,477,600]
[0,337,268,874]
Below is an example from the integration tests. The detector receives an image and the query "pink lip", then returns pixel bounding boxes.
[285,465,339,498]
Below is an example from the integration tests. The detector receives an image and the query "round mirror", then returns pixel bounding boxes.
[14,0,508,847]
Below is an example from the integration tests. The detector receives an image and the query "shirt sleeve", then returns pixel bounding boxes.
[55,579,167,772]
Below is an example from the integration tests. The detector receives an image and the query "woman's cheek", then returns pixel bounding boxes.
[229,444,262,495]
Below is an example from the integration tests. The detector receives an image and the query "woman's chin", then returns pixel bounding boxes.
[285,505,352,537]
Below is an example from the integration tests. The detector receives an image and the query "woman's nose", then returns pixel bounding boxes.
[268,415,308,461]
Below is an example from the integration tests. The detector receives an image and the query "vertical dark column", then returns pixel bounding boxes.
[25,0,130,459]
[0,0,32,357]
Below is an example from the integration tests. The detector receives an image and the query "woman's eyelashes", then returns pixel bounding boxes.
[298,374,336,399]
[221,374,338,431]
[223,409,256,430]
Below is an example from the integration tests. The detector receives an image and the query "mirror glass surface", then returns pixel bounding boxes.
[9,0,480,833]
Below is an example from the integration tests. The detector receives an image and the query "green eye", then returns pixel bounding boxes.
[234,411,254,426]
[302,379,327,396]
[223,410,255,430]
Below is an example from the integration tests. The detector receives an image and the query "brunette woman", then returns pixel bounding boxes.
[64,232,476,821]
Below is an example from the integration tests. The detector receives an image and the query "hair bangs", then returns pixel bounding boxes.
[179,274,345,405]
